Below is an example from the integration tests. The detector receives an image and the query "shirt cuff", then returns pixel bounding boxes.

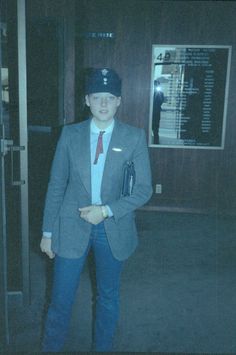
[43,232,52,238]
[106,205,113,217]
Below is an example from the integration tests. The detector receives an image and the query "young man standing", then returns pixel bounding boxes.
[40,68,152,352]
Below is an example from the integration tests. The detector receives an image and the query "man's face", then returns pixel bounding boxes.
[85,92,121,125]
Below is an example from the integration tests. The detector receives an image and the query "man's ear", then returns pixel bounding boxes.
[85,95,90,107]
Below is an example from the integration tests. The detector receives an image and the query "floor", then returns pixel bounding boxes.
[5,211,236,353]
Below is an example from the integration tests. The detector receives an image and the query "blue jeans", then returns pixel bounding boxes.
[42,222,123,352]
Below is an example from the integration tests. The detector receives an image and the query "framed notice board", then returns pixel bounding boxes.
[149,45,231,149]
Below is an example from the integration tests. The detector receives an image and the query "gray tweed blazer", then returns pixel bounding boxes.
[42,118,152,260]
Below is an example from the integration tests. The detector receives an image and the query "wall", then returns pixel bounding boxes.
[27,0,76,123]
[79,0,236,215]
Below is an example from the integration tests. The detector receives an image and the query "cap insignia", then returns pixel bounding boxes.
[101,69,109,76]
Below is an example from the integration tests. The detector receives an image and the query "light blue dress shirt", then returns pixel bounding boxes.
[90,119,114,206]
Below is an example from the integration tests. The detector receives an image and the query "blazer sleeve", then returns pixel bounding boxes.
[42,126,69,232]
[108,129,153,222]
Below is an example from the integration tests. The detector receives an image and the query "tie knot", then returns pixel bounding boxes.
[99,130,105,136]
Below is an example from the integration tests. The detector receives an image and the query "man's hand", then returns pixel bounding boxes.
[79,205,105,225]
[40,237,55,259]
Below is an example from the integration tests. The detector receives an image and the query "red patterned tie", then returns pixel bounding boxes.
[94,131,105,164]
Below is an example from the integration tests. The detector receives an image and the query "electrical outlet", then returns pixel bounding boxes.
[155,184,162,194]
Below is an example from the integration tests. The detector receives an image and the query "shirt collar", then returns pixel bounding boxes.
[90,118,114,134]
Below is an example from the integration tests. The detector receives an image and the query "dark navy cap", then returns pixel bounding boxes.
[85,68,121,96]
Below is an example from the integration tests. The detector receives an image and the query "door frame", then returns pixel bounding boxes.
[0,120,9,348]
[0,5,9,348]
[17,0,30,306]
[0,0,29,347]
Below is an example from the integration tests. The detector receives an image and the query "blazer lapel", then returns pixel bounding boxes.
[75,120,91,196]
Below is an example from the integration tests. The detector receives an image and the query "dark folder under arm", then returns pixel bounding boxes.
[121,161,136,197]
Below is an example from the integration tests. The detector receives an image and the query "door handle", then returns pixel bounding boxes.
[0,122,13,156]
[10,145,26,186]
[0,135,25,186]
[0,138,13,156]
